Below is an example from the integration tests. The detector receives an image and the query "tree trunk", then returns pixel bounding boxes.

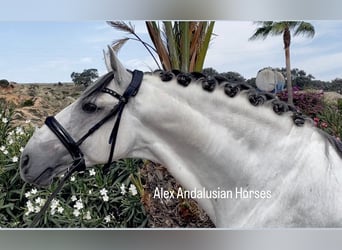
[283,26,294,106]
[285,47,293,106]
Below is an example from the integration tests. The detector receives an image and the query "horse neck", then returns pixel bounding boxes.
[129,75,325,215]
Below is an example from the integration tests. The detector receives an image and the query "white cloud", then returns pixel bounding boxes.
[80,57,93,63]
[204,21,285,78]
[296,52,342,80]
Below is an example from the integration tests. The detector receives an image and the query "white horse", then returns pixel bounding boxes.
[20,47,342,227]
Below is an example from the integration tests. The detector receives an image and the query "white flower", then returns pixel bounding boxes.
[88,189,93,195]
[100,188,108,196]
[8,131,13,136]
[50,199,60,210]
[12,156,18,162]
[71,195,77,202]
[73,209,80,217]
[35,197,42,204]
[34,206,41,213]
[25,191,31,198]
[25,200,35,216]
[102,194,109,202]
[0,146,5,151]
[57,206,64,214]
[104,215,111,223]
[83,211,91,220]
[25,119,31,124]
[74,200,83,210]
[70,176,76,182]
[20,147,24,152]
[16,127,23,134]
[50,209,56,215]
[8,139,14,145]
[120,183,126,195]
[26,200,34,213]
[89,169,96,176]
[3,150,8,155]
[35,197,45,207]
[129,184,138,196]
[31,188,38,195]
[2,118,8,123]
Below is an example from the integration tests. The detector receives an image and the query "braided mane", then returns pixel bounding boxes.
[81,69,342,159]
[151,69,308,126]
[150,70,342,158]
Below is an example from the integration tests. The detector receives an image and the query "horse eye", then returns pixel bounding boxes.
[82,102,98,113]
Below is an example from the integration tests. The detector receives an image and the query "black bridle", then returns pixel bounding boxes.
[30,70,143,227]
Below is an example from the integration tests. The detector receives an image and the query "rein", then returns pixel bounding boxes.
[29,70,143,227]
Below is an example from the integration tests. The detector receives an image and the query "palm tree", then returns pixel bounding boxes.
[107,21,215,73]
[249,21,315,105]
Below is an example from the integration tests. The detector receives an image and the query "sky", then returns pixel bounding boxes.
[0,21,342,83]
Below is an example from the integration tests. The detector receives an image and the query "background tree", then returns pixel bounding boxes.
[202,67,219,77]
[275,67,315,89]
[249,21,315,105]
[107,21,215,72]
[220,71,246,84]
[71,69,98,87]
[0,79,9,88]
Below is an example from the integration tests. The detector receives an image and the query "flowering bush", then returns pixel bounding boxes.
[316,104,342,140]
[277,88,324,117]
[0,101,147,228]
[277,88,341,140]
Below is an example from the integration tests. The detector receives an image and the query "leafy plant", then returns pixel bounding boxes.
[107,21,215,72]
[0,100,147,228]
[21,99,35,107]
[277,88,324,117]
[338,99,342,111]
[316,104,342,139]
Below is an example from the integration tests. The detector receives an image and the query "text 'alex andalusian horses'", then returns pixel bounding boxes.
[20,47,342,227]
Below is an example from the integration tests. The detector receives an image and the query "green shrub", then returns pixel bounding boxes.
[0,101,147,228]
[21,99,35,107]
[0,79,9,87]
[337,99,342,111]
[316,104,342,140]
[277,88,324,117]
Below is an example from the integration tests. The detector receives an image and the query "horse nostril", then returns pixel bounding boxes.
[21,154,30,169]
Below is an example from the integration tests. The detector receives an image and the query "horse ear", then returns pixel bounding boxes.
[104,45,131,86]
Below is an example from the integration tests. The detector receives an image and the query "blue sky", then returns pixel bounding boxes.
[1,21,341,83]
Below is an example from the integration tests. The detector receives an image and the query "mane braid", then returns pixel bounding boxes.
[154,70,322,127]
[79,69,342,159]
[153,70,342,158]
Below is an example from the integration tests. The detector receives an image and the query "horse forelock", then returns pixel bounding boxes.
[81,72,115,102]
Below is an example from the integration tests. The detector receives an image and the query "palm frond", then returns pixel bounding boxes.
[194,21,215,72]
[294,22,315,37]
[146,21,171,70]
[107,21,135,34]
[108,21,161,69]
[112,38,130,52]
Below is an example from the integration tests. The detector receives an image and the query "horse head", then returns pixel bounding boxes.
[20,47,142,187]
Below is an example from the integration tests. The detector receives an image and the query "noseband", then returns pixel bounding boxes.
[30,69,143,227]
